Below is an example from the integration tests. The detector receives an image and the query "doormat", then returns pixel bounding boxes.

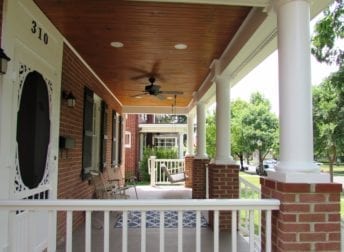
[114,210,208,228]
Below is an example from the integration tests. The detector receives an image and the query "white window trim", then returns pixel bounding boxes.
[124,131,131,148]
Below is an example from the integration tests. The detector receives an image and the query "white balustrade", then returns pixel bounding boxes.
[0,199,279,252]
[239,176,262,251]
[148,157,185,185]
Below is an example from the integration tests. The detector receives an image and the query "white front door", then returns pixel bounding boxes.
[0,0,64,251]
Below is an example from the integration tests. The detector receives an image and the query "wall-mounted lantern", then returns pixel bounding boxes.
[62,91,76,107]
[0,48,11,74]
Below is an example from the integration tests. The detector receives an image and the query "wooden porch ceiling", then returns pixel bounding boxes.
[34,0,251,109]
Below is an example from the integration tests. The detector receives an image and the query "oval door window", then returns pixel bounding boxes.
[16,71,50,189]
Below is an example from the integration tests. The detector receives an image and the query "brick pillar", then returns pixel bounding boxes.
[192,158,210,199]
[208,164,239,231]
[261,177,341,252]
[184,156,194,188]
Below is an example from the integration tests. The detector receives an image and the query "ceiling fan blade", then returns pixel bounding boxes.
[131,92,147,97]
[131,73,150,80]
[160,90,183,95]
[156,94,166,100]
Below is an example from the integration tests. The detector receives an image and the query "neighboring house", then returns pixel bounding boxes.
[124,114,187,178]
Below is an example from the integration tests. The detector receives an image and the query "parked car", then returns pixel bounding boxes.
[256,159,276,176]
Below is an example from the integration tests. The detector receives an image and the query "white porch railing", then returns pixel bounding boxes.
[0,199,279,252]
[239,176,262,251]
[148,156,185,186]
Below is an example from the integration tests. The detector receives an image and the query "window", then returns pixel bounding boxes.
[124,131,131,148]
[153,136,177,148]
[82,88,108,178]
[111,111,123,167]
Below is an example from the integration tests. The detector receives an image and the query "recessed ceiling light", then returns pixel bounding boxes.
[110,41,124,48]
[174,43,187,50]
[135,96,142,99]
[167,96,173,100]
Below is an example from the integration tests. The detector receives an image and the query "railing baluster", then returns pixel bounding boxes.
[85,211,91,252]
[104,211,110,252]
[214,210,219,252]
[160,211,165,252]
[196,210,201,252]
[122,211,128,252]
[48,210,55,252]
[141,211,146,252]
[249,210,254,252]
[265,210,272,252]
[178,211,183,252]
[66,211,73,252]
[232,210,237,252]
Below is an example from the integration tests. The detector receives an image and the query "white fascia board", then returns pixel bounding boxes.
[139,123,188,133]
[187,0,334,113]
[129,0,269,7]
[122,106,188,114]
[220,0,335,87]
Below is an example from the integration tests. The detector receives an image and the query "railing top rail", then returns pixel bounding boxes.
[0,199,280,211]
[148,158,185,162]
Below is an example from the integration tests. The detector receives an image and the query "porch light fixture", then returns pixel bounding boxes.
[0,48,11,74]
[62,91,76,107]
[110,41,124,48]
[174,43,187,50]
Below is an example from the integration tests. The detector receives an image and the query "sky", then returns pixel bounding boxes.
[230,14,340,116]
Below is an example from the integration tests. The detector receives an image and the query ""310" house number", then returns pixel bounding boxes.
[31,20,48,45]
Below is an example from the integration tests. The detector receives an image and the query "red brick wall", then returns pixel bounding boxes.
[124,114,139,177]
[57,44,123,243]
[208,164,239,230]
[261,178,341,251]
[184,156,194,188]
[192,158,210,199]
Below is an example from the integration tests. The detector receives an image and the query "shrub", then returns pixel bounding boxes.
[139,147,178,182]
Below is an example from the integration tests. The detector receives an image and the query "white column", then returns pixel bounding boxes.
[186,113,195,156]
[214,76,235,164]
[178,133,184,158]
[271,0,329,182]
[195,101,207,159]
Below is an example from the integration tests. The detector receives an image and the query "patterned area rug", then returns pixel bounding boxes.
[114,210,208,228]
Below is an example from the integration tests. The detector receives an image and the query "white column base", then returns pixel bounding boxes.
[185,154,195,158]
[212,158,237,165]
[194,154,208,160]
[267,170,330,183]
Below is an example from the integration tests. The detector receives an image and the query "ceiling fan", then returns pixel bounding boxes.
[132,76,183,100]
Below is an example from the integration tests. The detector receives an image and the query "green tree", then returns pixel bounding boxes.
[241,93,279,175]
[313,68,344,181]
[231,99,252,169]
[206,111,216,158]
[205,93,278,172]
[311,0,344,181]
[311,0,344,67]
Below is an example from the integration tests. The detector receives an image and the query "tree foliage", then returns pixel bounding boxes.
[206,111,216,158]
[313,68,344,180]
[206,92,279,172]
[311,0,344,181]
[311,0,344,67]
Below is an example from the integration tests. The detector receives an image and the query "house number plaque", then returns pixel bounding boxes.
[31,20,49,45]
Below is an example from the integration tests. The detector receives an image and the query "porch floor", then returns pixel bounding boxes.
[57,185,250,252]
